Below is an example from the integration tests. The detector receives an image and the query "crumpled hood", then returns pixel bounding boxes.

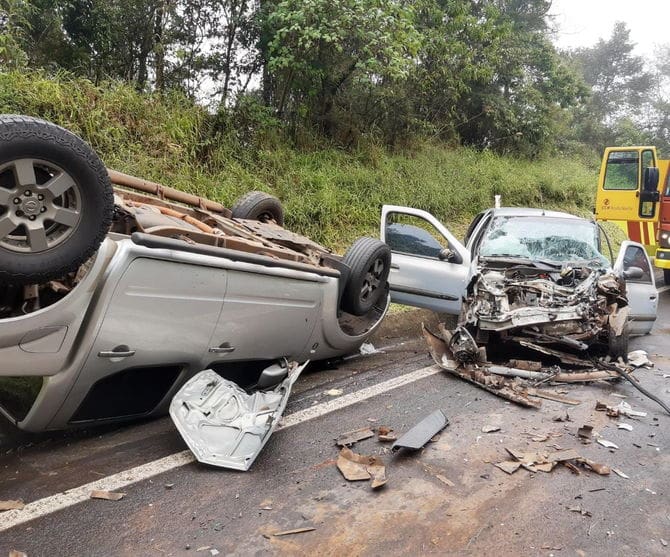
[461,265,627,338]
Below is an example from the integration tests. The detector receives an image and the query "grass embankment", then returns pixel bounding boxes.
[0,70,601,250]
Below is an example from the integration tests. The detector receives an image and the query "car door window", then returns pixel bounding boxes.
[622,244,652,283]
[385,214,449,259]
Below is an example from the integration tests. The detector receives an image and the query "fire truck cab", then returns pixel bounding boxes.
[595,146,670,283]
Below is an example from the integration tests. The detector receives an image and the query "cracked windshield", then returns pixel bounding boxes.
[479,216,608,266]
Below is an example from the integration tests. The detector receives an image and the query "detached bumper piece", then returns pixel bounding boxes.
[170,361,309,471]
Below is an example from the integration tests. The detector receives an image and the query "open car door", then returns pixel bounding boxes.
[613,240,658,335]
[380,205,470,314]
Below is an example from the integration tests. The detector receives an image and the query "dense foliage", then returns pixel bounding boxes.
[6,0,662,155]
[0,69,598,248]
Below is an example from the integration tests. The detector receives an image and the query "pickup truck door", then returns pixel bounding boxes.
[613,240,658,335]
[380,205,470,314]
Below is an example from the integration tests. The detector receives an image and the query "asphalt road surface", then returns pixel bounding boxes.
[1,295,669,556]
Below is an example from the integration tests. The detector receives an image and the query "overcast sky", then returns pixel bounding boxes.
[550,0,668,57]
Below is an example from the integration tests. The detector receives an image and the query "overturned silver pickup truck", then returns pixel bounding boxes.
[0,116,391,432]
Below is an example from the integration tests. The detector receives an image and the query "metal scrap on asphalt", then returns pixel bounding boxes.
[391,410,449,452]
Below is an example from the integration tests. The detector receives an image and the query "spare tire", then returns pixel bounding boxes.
[231,191,284,226]
[0,115,113,284]
[341,237,391,316]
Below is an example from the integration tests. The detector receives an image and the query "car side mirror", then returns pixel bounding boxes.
[439,248,460,263]
[643,167,659,192]
[623,266,644,280]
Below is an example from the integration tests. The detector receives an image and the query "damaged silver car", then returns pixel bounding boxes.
[0,116,391,432]
[381,205,657,361]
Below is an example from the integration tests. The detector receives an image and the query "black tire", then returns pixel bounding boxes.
[608,322,630,361]
[341,237,391,316]
[231,191,284,226]
[0,115,113,284]
[664,269,670,286]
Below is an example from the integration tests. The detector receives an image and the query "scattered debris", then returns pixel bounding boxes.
[90,490,125,501]
[170,362,308,471]
[494,461,522,474]
[553,412,571,422]
[376,426,398,442]
[392,410,449,452]
[627,350,653,368]
[336,447,387,489]
[577,425,593,440]
[422,321,637,411]
[164,483,174,490]
[568,506,592,517]
[269,527,316,537]
[495,447,609,475]
[481,424,501,433]
[0,500,25,511]
[618,423,633,431]
[9,551,27,557]
[359,342,380,355]
[259,499,273,510]
[615,401,647,418]
[661,539,668,547]
[597,439,619,450]
[529,389,581,405]
[596,400,647,418]
[335,427,375,447]
[324,388,344,397]
[612,468,629,479]
[435,474,455,487]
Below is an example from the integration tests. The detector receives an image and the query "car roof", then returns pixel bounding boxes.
[489,207,588,221]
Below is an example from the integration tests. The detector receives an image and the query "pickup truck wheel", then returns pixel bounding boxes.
[0,115,113,284]
[231,191,284,226]
[341,237,391,316]
[607,322,630,361]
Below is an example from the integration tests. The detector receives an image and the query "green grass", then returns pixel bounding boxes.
[0,69,601,251]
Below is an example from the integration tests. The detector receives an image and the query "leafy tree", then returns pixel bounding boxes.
[263,0,420,136]
[568,21,656,148]
[0,0,32,68]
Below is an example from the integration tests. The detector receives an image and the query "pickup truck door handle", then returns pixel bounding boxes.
[390,264,400,270]
[98,348,136,358]
[209,344,236,354]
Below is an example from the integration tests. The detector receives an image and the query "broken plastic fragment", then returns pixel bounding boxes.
[336,447,387,489]
[618,423,633,431]
[359,342,379,355]
[392,410,449,452]
[335,427,375,447]
[627,350,652,368]
[597,439,619,449]
[612,468,629,479]
[324,388,343,397]
[90,490,125,501]
[577,425,593,439]
[495,461,522,474]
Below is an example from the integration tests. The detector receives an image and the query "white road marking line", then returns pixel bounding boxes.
[657,284,670,294]
[0,364,441,532]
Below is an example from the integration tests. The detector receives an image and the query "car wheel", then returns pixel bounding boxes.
[664,269,670,286]
[0,115,113,284]
[607,322,630,361]
[341,237,391,316]
[231,191,284,226]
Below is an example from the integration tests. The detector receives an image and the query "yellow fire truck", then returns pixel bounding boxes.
[595,146,670,283]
